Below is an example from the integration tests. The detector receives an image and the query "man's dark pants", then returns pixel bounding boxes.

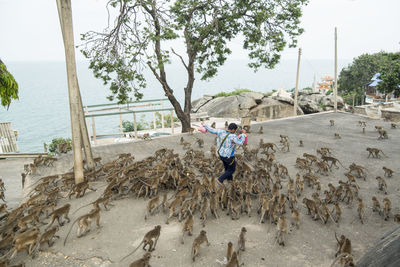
[217,155,236,183]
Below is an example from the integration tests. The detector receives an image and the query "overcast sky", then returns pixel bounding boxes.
[0,0,399,62]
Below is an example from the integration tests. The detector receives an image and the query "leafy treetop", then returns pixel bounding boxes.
[0,59,19,109]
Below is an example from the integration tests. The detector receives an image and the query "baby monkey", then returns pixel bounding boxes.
[129,252,151,267]
[237,227,247,252]
[299,140,304,147]
[330,120,335,126]
[334,133,341,139]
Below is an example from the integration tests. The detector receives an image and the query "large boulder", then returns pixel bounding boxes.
[271,88,294,105]
[298,95,324,114]
[239,92,265,104]
[248,97,303,120]
[191,95,214,113]
[196,95,240,117]
[321,95,344,108]
[237,95,258,109]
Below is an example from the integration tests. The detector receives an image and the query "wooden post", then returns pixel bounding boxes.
[170,110,174,135]
[119,107,123,133]
[56,0,84,184]
[293,48,302,116]
[161,101,165,129]
[133,112,138,139]
[91,117,97,144]
[77,88,95,170]
[334,27,338,112]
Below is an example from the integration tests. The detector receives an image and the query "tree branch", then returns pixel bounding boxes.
[171,48,188,71]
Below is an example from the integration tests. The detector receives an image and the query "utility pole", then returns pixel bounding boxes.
[334,27,338,112]
[293,48,302,116]
[56,0,84,184]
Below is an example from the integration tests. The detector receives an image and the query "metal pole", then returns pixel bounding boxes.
[293,48,302,116]
[133,112,138,139]
[170,110,174,135]
[56,0,84,184]
[153,112,156,129]
[334,27,338,112]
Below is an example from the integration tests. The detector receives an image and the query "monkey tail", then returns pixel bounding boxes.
[72,202,93,215]
[338,160,348,170]
[0,248,13,261]
[120,241,144,262]
[63,218,80,246]
[330,253,351,267]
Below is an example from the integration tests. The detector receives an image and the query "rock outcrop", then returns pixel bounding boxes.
[191,90,344,119]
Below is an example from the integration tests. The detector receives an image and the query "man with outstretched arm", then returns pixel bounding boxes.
[201,121,247,186]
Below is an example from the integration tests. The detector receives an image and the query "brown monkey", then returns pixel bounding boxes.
[129,252,152,267]
[375,125,383,131]
[211,122,216,128]
[394,214,400,223]
[335,234,351,258]
[180,136,184,144]
[183,142,192,149]
[291,207,300,229]
[192,230,210,261]
[196,138,204,148]
[46,203,71,229]
[299,140,304,147]
[382,166,393,177]
[334,133,341,139]
[9,230,40,259]
[37,226,60,250]
[366,147,387,158]
[391,123,397,129]
[145,195,159,220]
[330,120,335,126]
[166,196,183,224]
[372,196,382,215]
[302,198,318,220]
[181,213,194,244]
[357,198,365,224]
[276,215,287,246]
[383,198,392,221]
[258,126,263,134]
[225,251,239,267]
[359,120,366,127]
[238,227,247,252]
[142,133,151,140]
[68,181,96,199]
[378,129,388,139]
[120,225,161,262]
[226,242,234,262]
[362,127,366,134]
[376,176,388,194]
[64,204,101,245]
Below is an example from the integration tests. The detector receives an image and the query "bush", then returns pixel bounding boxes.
[48,137,72,153]
[214,88,253,98]
[122,120,146,132]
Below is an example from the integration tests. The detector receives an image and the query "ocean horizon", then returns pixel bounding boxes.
[0,58,351,152]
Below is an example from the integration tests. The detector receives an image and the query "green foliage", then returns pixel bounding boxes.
[326,89,333,95]
[121,120,146,132]
[0,59,19,108]
[214,89,253,98]
[377,53,400,97]
[48,137,72,153]
[338,52,398,104]
[317,103,327,110]
[80,0,309,122]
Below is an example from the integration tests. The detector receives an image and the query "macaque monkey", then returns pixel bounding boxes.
[291,207,300,229]
[191,230,210,261]
[331,202,342,223]
[225,251,239,267]
[196,138,204,148]
[330,120,335,126]
[371,196,381,215]
[359,120,366,127]
[357,198,365,224]
[166,196,183,224]
[226,242,234,262]
[180,137,184,144]
[225,121,229,129]
[142,133,151,140]
[183,142,192,150]
[299,140,304,147]
[276,215,287,246]
[46,203,71,229]
[302,198,318,220]
[382,166,393,177]
[211,122,216,128]
[376,176,388,194]
[68,181,96,199]
[335,233,351,257]
[334,133,341,139]
[391,123,397,129]
[238,227,247,252]
[375,125,383,131]
[362,127,366,134]
[64,204,101,245]
[280,140,290,152]
[181,214,194,244]
[378,129,388,139]
[394,214,400,223]
[9,230,40,259]
[120,225,162,262]
[188,127,195,134]
[129,252,152,267]
[383,198,392,221]
[37,226,60,250]
[367,147,386,158]
[258,126,263,134]
[145,195,159,220]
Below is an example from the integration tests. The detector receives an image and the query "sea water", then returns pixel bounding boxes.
[0,59,350,152]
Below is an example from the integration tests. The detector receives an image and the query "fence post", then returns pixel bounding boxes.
[133,112,138,139]
[170,110,174,135]
[119,107,123,133]
[91,117,97,144]
[153,112,157,130]
[161,101,165,129]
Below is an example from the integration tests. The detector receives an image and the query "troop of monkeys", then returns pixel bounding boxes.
[0,116,398,266]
